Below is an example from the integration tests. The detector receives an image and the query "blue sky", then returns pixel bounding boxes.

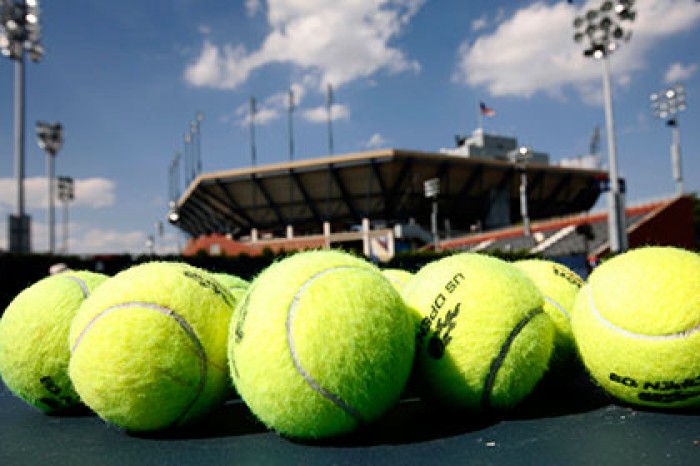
[1,0,699,255]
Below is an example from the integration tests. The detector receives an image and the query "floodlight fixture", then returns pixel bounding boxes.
[1,0,44,252]
[572,0,636,253]
[572,0,635,60]
[650,83,687,195]
[36,120,63,254]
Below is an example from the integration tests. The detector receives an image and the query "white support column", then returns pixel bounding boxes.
[323,221,331,249]
[362,218,370,257]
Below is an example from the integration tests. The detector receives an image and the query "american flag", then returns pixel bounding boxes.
[480,101,496,117]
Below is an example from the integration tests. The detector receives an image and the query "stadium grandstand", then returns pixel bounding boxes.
[167,129,696,266]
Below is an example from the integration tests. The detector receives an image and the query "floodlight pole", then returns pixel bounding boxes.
[62,190,68,253]
[650,84,686,196]
[517,147,532,237]
[288,88,295,162]
[191,112,203,176]
[327,83,334,155]
[14,54,27,235]
[671,122,682,195]
[573,0,635,254]
[600,56,628,253]
[57,176,74,253]
[47,148,55,253]
[36,121,63,254]
[424,178,440,252]
[2,0,44,252]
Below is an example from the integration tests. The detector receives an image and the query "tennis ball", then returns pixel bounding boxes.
[402,253,555,411]
[211,272,250,302]
[229,249,414,439]
[572,246,700,409]
[381,268,413,291]
[0,271,108,413]
[69,262,236,432]
[514,259,583,367]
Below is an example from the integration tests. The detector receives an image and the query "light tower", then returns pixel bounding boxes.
[56,176,74,253]
[1,0,44,252]
[424,178,440,252]
[573,0,636,253]
[36,121,63,254]
[516,147,533,237]
[650,84,686,196]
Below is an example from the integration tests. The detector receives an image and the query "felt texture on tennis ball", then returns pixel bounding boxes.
[572,246,700,409]
[514,259,583,367]
[381,268,413,291]
[69,262,236,432]
[402,253,554,411]
[0,271,108,413]
[229,249,415,439]
[211,272,250,302]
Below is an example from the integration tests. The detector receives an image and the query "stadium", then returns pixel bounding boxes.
[168,129,696,270]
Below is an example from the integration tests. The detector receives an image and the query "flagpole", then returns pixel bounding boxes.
[288,88,295,162]
[327,83,334,155]
[476,98,482,132]
[288,88,295,218]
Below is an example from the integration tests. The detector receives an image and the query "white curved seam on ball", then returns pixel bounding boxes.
[70,301,208,426]
[544,296,570,320]
[63,275,90,298]
[286,265,364,423]
[588,289,700,340]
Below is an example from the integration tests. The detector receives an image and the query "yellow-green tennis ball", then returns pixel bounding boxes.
[69,262,236,432]
[514,259,583,367]
[572,246,700,409]
[211,272,249,302]
[0,271,108,413]
[381,268,413,291]
[229,250,415,439]
[402,253,555,411]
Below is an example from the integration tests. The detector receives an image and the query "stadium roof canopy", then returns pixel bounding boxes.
[170,149,608,239]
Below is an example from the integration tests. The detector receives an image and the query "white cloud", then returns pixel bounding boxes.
[0,177,115,210]
[232,82,309,127]
[0,218,153,255]
[235,97,280,128]
[471,16,488,32]
[73,227,150,255]
[184,40,253,89]
[0,180,178,254]
[240,104,280,127]
[302,103,350,123]
[233,81,349,126]
[365,132,388,148]
[664,61,698,83]
[184,0,424,91]
[455,0,700,101]
[246,0,262,17]
[74,178,116,208]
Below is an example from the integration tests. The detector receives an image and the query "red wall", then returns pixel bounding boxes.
[628,196,697,251]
